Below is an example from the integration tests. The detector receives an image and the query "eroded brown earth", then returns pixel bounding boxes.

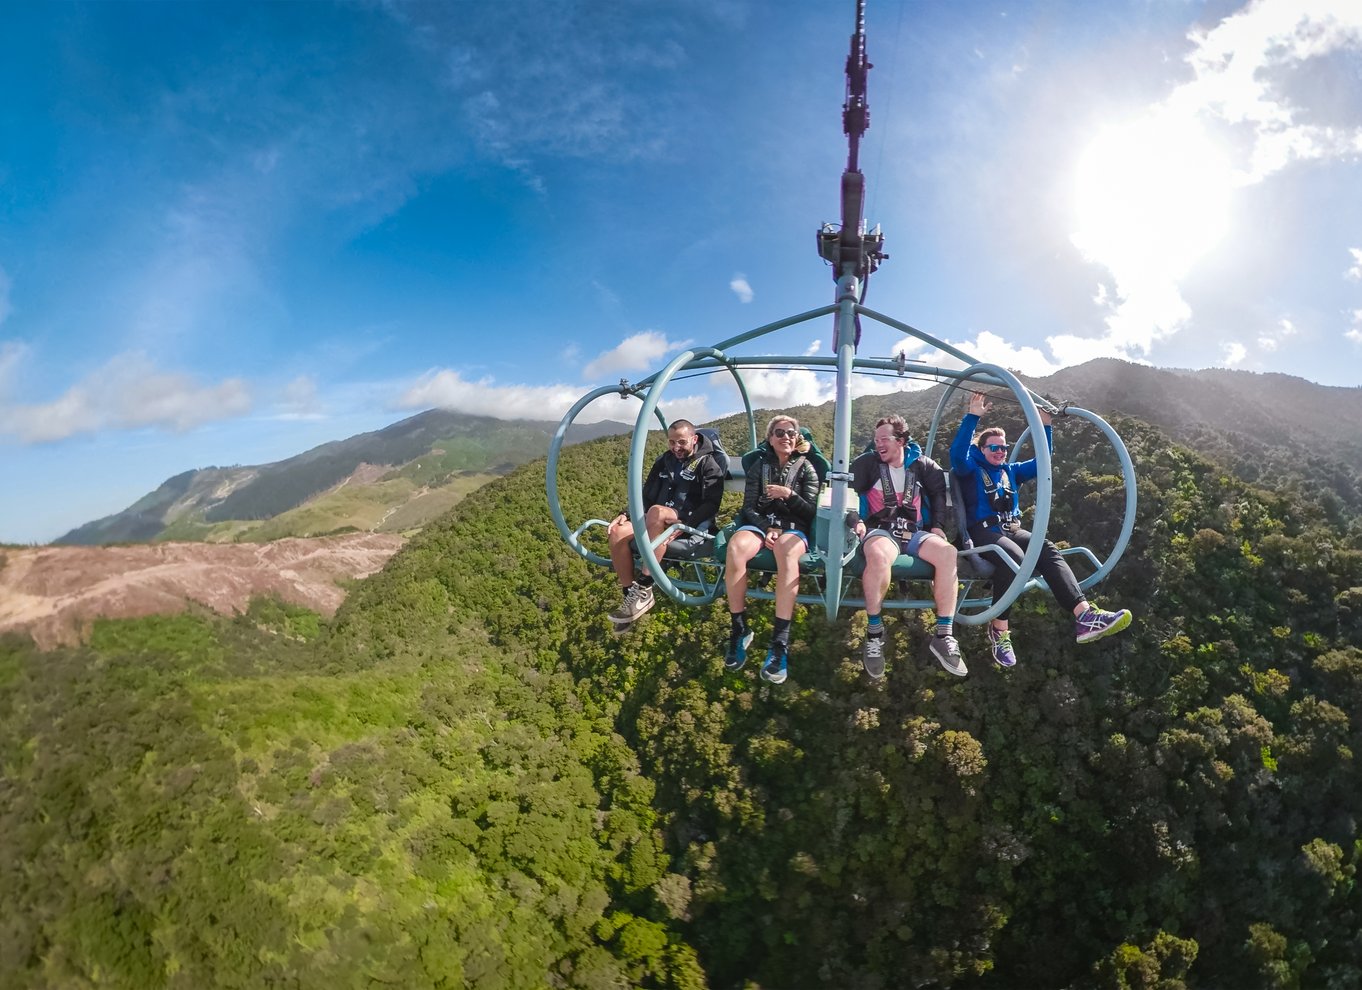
[0,534,405,649]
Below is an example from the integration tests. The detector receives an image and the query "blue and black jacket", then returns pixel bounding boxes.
[950,413,1052,535]
[640,431,726,530]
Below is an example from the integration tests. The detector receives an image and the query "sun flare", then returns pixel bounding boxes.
[1072,113,1233,285]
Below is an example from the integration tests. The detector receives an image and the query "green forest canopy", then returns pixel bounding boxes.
[3,411,1362,988]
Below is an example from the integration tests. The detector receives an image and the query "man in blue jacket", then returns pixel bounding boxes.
[951,392,1131,668]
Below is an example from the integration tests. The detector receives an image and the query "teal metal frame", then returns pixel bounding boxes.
[546,305,1138,625]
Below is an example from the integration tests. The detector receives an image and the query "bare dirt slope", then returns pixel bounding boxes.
[0,533,405,649]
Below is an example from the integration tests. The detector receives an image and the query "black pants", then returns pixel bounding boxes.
[971,526,1084,619]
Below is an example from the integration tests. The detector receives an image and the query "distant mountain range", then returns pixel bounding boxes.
[781,358,1362,522]
[55,361,1362,546]
[55,410,630,546]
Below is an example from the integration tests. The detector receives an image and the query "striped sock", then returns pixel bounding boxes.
[936,616,954,637]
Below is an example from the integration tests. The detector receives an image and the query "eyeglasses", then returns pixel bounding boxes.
[770,428,798,439]
[985,443,1009,453]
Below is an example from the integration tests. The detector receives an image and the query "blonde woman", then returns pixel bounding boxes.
[723,415,821,684]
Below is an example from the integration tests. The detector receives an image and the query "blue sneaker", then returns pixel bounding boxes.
[724,630,755,671]
[760,643,788,684]
[1075,606,1132,644]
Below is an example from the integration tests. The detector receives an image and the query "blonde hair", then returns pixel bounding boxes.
[766,415,810,454]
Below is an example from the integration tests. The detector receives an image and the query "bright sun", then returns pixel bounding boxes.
[1072,112,1233,285]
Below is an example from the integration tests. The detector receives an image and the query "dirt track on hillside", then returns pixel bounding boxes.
[0,534,405,649]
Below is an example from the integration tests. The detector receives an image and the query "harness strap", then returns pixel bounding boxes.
[876,460,919,532]
[758,456,810,529]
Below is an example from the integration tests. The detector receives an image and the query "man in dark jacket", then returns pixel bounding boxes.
[607,419,725,628]
[848,415,966,679]
[951,392,1131,668]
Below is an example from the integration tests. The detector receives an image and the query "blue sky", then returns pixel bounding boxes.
[3,0,1361,544]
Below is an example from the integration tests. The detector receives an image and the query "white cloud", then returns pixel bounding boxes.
[1174,0,1362,184]
[270,375,323,421]
[1221,341,1248,367]
[0,266,11,326]
[952,330,1063,377]
[1346,327,1362,345]
[0,340,28,398]
[739,366,834,409]
[398,367,625,424]
[730,274,754,304]
[890,337,929,360]
[1064,0,1362,366]
[1347,247,1362,281]
[0,353,252,444]
[582,330,691,379]
[1258,317,1296,352]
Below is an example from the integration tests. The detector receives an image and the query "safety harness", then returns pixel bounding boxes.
[875,460,920,539]
[974,466,1019,533]
[759,455,810,530]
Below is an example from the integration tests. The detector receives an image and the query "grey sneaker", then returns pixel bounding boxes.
[929,634,968,677]
[862,631,886,680]
[1075,606,1132,644]
[988,626,1017,669]
[608,582,655,625]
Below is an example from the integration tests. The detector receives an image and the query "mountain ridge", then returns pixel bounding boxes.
[55,409,631,546]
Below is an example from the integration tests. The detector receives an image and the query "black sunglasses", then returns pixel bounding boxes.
[985,443,1009,453]
[771,428,798,439]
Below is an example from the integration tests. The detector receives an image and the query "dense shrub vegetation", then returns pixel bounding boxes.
[4,408,1361,988]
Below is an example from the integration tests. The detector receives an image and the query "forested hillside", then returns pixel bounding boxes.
[3,406,1361,988]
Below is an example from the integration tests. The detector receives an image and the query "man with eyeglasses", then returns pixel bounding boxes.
[951,392,1131,668]
[606,418,725,630]
[847,415,966,679]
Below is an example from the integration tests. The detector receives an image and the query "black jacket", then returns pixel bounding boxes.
[738,447,820,532]
[640,431,726,529]
[848,449,949,532]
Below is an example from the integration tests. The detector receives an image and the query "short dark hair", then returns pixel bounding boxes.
[668,419,696,435]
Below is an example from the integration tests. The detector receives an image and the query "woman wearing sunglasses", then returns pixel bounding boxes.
[723,414,822,684]
[952,392,1131,668]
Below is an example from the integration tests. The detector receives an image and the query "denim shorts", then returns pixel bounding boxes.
[864,527,930,557]
[736,524,810,550]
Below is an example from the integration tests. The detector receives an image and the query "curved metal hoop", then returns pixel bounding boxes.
[626,346,756,607]
[547,385,666,567]
[1013,406,1136,592]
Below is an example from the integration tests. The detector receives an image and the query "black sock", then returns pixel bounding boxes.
[637,574,654,588]
[730,611,747,637]
[772,616,791,648]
